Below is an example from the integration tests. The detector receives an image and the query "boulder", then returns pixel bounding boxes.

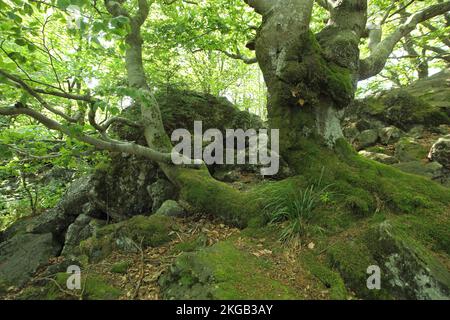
[408,125,425,139]
[378,126,403,145]
[358,151,398,165]
[392,161,443,179]
[354,129,378,150]
[79,215,176,262]
[394,137,428,162]
[0,233,61,288]
[428,135,450,169]
[367,222,450,300]
[2,175,92,240]
[61,214,104,257]
[155,200,186,218]
[147,179,177,212]
[89,154,158,221]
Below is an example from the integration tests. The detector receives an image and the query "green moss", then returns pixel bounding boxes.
[17,273,123,300]
[160,240,302,300]
[326,238,392,299]
[173,234,208,253]
[177,168,261,227]
[80,215,176,262]
[48,273,122,300]
[361,90,449,129]
[111,261,131,274]
[300,252,347,300]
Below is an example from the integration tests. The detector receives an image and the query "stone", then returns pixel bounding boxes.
[354,129,378,150]
[358,151,398,165]
[89,155,158,221]
[392,161,443,179]
[1,176,92,241]
[368,222,450,300]
[428,135,450,169]
[378,126,403,145]
[61,214,104,257]
[408,125,425,139]
[156,200,186,218]
[0,233,61,287]
[147,179,177,212]
[394,137,428,162]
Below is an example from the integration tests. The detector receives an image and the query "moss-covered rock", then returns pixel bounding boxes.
[110,261,131,274]
[80,215,176,262]
[394,137,428,162]
[159,240,301,300]
[392,161,443,180]
[299,252,347,300]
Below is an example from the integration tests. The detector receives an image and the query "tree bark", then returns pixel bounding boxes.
[253,0,366,163]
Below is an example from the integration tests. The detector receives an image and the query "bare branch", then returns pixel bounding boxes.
[216,49,257,64]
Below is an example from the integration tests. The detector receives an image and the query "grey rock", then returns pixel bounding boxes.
[2,175,92,239]
[61,214,104,257]
[428,135,450,169]
[89,155,158,220]
[147,179,177,212]
[392,161,443,179]
[371,222,450,300]
[394,137,428,162]
[354,129,379,150]
[358,151,398,165]
[156,200,186,218]
[378,126,403,145]
[408,125,425,139]
[0,233,61,287]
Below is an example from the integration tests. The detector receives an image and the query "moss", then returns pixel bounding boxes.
[48,273,122,300]
[17,273,123,300]
[363,221,450,299]
[173,234,208,253]
[394,137,428,162]
[160,240,302,300]
[300,252,347,300]
[326,238,392,299]
[176,168,261,227]
[110,261,131,274]
[344,195,371,217]
[360,90,449,129]
[80,215,176,262]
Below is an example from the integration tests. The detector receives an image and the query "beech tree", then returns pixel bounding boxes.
[0,0,449,225]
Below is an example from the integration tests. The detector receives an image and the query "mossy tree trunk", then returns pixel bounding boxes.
[253,0,366,165]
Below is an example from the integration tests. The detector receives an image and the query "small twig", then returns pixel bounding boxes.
[132,237,145,299]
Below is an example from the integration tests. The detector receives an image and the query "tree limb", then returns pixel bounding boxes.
[0,69,80,123]
[244,0,277,15]
[359,1,450,80]
[0,105,173,164]
[216,49,257,64]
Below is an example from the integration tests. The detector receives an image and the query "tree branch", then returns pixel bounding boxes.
[244,0,277,15]
[359,1,450,80]
[0,105,173,164]
[216,49,257,64]
[0,69,80,123]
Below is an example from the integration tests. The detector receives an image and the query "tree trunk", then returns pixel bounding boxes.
[254,0,366,168]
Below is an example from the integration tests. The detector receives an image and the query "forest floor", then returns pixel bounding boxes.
[5,212,351,300]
